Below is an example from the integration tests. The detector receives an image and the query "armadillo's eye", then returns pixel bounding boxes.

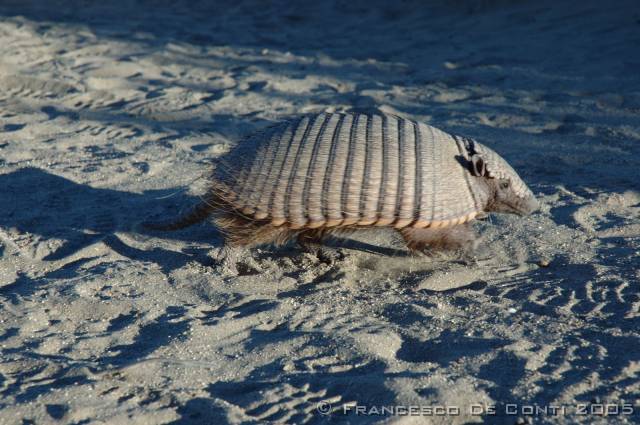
[500,180,510,190]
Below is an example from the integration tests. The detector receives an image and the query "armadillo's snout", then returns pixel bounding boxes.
[518,196,540,216]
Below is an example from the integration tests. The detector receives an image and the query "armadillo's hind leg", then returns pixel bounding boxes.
[296,228,345,264]
[214,213,298,275]
[400,223,479,259]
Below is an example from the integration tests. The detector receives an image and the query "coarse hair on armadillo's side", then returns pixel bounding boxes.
[214,213,296,247]
[190,179,296,247]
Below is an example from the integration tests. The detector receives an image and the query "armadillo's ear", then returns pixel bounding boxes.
[470,154,488,177]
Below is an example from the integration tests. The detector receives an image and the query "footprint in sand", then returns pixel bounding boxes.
[573,191,640,238]
[0,75,79,101]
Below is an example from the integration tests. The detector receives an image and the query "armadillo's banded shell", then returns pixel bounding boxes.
[214,112,484,229]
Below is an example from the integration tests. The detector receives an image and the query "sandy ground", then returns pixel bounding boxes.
[0,1,639,424]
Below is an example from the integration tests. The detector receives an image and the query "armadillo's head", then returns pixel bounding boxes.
[469,142,539,216]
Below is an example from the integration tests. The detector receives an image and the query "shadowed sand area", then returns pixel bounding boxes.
[0,1,639,423]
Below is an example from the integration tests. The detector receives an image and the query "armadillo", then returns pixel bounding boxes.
[148,112,538,257]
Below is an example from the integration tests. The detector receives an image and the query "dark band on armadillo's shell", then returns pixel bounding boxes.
[214,112,484,229]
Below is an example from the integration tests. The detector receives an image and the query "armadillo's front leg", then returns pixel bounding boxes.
[400,223,479,258]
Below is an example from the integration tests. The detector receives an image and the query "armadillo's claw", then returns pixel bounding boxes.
[298,239,345,264]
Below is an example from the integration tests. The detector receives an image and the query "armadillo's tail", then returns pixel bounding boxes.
[143,198,219,231]
[142,181,241,232]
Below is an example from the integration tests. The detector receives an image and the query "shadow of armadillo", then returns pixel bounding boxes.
[0,167,220,263]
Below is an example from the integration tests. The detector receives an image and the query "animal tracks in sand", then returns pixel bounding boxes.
[573,191,640,238]
[208,380,346,423]
[0,74,79,102]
